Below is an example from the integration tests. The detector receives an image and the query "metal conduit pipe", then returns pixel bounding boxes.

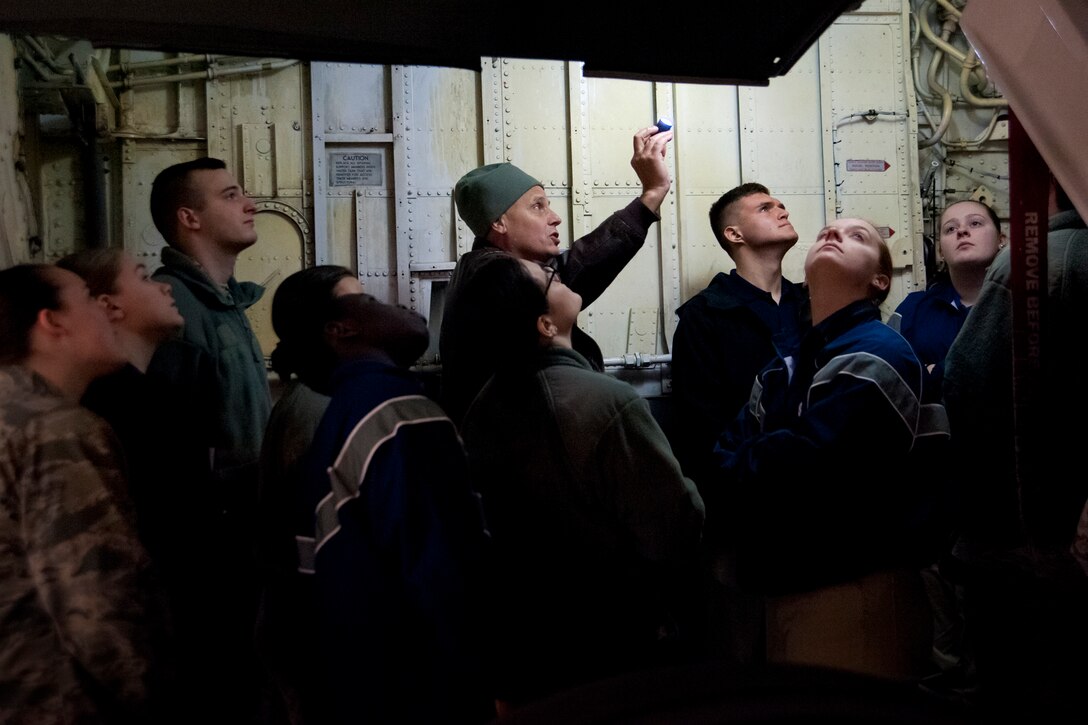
[602,353,671,369]
[109,53,226,73]
[959,52,1008,109]
[916,94,944,143]
[110,58,298,90]
[943,108,1006,149]
[919,19,955,149]
[90,55,121,111]
[64,52,109,249]
[910,13,941,104]
[919,77,953,148]
[20,35,69,74]
[919,0,989,88]
[918,0,967,64]
[16,51,60,81]
[413,353,674,374]
[934,0,962,21]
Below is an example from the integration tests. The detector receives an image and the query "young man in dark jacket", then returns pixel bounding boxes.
[669,182,810,664]
[144,156,271,722]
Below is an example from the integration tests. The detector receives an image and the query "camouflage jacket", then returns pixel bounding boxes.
[0,365,168,724]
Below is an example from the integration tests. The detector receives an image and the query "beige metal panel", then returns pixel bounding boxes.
[206,76,233,162]
[236,201,312,357]
[116,50,207,138]
[356,189,397,301]
[202,61,306,190]
[578,76,672,355]
[203,61,311,357]
[740,43,828,288]
[326,194,359,269]
[495,59,572,184]
[314,63,389,283]
[37,142,85,260]
[395,65,479,264]
[321,63,389,135]
[118,140,203,262]
[393,63,480,333]
[312,62,392,266]
[673,83,742,305]
[740,46,825,202]
[777,192,830,283]
[654,81,681,349]
[241,122,275,197]
[0,35,34,265]
[820,6,920,314]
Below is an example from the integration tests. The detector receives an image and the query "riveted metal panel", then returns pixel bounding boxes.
[115,50,207,138]
[397,65,480,269]
[739,46,825,201]
[497,59,571,182]
[739,44,829,296]
[568,62,591,238]
[354,189,397,300]
[236,200,312,357]
[118,140,203,264]
[240,122,274,197]
[476,57,575,253]
[0,36,33,265]
[673,83,741,305]
[322,63,389,134]
[578,75,684,355]
[626,308,659,359]
[205,76,233,162]
[821,9,919,296]
[313,62,392,274]
[654,81,681,348]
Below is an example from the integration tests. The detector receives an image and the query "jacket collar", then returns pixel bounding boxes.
[800,299,881,358]
[159,246,265,310]
[691,270,808,313]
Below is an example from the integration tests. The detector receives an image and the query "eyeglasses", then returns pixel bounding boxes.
[541,264,559,297]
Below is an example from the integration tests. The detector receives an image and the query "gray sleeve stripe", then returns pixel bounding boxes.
[810,352,927,441]
[295,536,316,574]
[311,395,455,558]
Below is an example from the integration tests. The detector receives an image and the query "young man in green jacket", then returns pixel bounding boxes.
[146,156,271,723]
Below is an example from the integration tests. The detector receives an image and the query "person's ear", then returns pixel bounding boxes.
[872,273,891,294]
[488,216,510,250]
[723,224,743,245]
[98,294,124,322]
[536,313,557,340]
[177,206,200,233]
[998,232,1008,250]
[34,307,68,342]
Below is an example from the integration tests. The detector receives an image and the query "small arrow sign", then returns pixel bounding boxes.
[876,226,896,239]
[846,159,891,172]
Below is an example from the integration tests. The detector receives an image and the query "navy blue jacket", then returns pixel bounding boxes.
[888,278,968,399]
[671,270,809,512]
[296,358,491,723]
[715,300,951,595]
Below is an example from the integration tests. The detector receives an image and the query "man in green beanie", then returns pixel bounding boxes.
[439,125,673,425]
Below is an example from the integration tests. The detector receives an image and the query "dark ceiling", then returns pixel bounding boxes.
[0,0,863,86]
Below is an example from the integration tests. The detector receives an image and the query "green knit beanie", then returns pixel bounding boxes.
[454,162,542,238]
